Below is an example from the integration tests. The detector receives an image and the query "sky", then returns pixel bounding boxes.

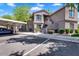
[0,3,64,16]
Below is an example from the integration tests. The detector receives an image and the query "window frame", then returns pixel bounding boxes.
[69,9,75,18]
[36,15,42,21]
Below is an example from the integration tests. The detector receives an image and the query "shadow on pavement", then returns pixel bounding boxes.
[5,33,79,56]
[6,35,48,44]
[0,34,17,37]
[9,50,25,56]
[38,39,79,56]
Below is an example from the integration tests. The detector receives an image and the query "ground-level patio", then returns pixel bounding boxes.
[0,32,79,56]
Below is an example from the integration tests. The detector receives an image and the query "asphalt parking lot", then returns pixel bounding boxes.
[0,34,48,56]
[0,34,79,56]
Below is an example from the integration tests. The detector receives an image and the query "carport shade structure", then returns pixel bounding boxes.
[0,18,27,34]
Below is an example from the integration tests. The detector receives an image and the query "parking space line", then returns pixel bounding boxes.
[23,38,50,56]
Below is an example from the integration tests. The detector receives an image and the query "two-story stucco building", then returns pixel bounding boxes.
[28,6,78,33]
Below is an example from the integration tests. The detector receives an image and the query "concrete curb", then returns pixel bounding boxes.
[21,32,79,43]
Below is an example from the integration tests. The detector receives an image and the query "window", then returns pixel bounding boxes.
[69,10,74,17]
[36,15,42,21]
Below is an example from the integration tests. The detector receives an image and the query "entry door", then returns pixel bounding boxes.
[70,23,74,30]
[36,24,42,32]
[37,24,41,29]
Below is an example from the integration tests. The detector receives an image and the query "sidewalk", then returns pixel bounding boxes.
[0,34,28,43]
[0,32,79,43]
[19,32,79,43]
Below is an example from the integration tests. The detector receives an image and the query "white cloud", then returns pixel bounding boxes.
[53,3,62,6]
[30,7,42,14]
[30,4,44,11]
[37,3,44,7]
[30,7,42,11]
[7,3,16,7]
[30,3,44,13]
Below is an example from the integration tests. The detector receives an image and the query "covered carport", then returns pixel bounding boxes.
[0,18,27,34]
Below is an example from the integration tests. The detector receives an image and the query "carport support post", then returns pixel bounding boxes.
[13,26,18,34]
[6,25,10,29]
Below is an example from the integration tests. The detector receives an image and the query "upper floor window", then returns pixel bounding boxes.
[69,10,74,17]
[36,15,42,21]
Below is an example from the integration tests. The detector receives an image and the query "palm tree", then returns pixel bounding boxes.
[66,3,75,10]
[66,3,79,12]
[77,3,79,11]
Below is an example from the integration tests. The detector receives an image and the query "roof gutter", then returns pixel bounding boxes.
[0,18,27,24]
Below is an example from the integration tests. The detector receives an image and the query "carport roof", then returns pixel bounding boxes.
[0,18,27,24]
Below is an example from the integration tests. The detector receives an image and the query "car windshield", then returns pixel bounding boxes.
[0,28,8,31]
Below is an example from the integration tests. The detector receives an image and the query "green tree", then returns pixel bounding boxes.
[47,9,52,14]
[77,3,79,11]
[66,3,75,10]
[78,24,79,29]
[13,6,31,22]
[2,15,12,19]
[66,3,79,12]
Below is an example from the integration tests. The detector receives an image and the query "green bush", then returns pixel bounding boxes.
[70,29,73,33]
[35,28,40,32]
[71,34,79,37]
[59,29,64,34]
[55,29,58,33]
[75,29,78,33]
[75,29,79,34]
[65,29,70,34]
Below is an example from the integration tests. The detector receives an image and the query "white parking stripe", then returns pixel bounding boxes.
[23,38,50,56]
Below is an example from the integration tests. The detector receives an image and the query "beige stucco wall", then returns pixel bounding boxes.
[74,23,78,29]
[50,8,65,30]
[50,7,78,30]
[65,7,78,21]
[34,14,44,23]
[33,11,49,32]
[34,12,48,24]
[65,22,70,29]
[27,19,34,31]
[65,7,78,30]
[32,6,78,32]
[65,22,78,30]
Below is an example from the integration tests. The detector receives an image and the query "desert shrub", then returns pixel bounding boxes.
[70,29,73,33]
[48,30,53,34]
[75,29,79,34]
[65,29,70,34]
[55,29,58,33]
[71,33,79,37]
[59,29,64,34]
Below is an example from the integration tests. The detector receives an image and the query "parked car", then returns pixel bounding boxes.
[0,28,13,34]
